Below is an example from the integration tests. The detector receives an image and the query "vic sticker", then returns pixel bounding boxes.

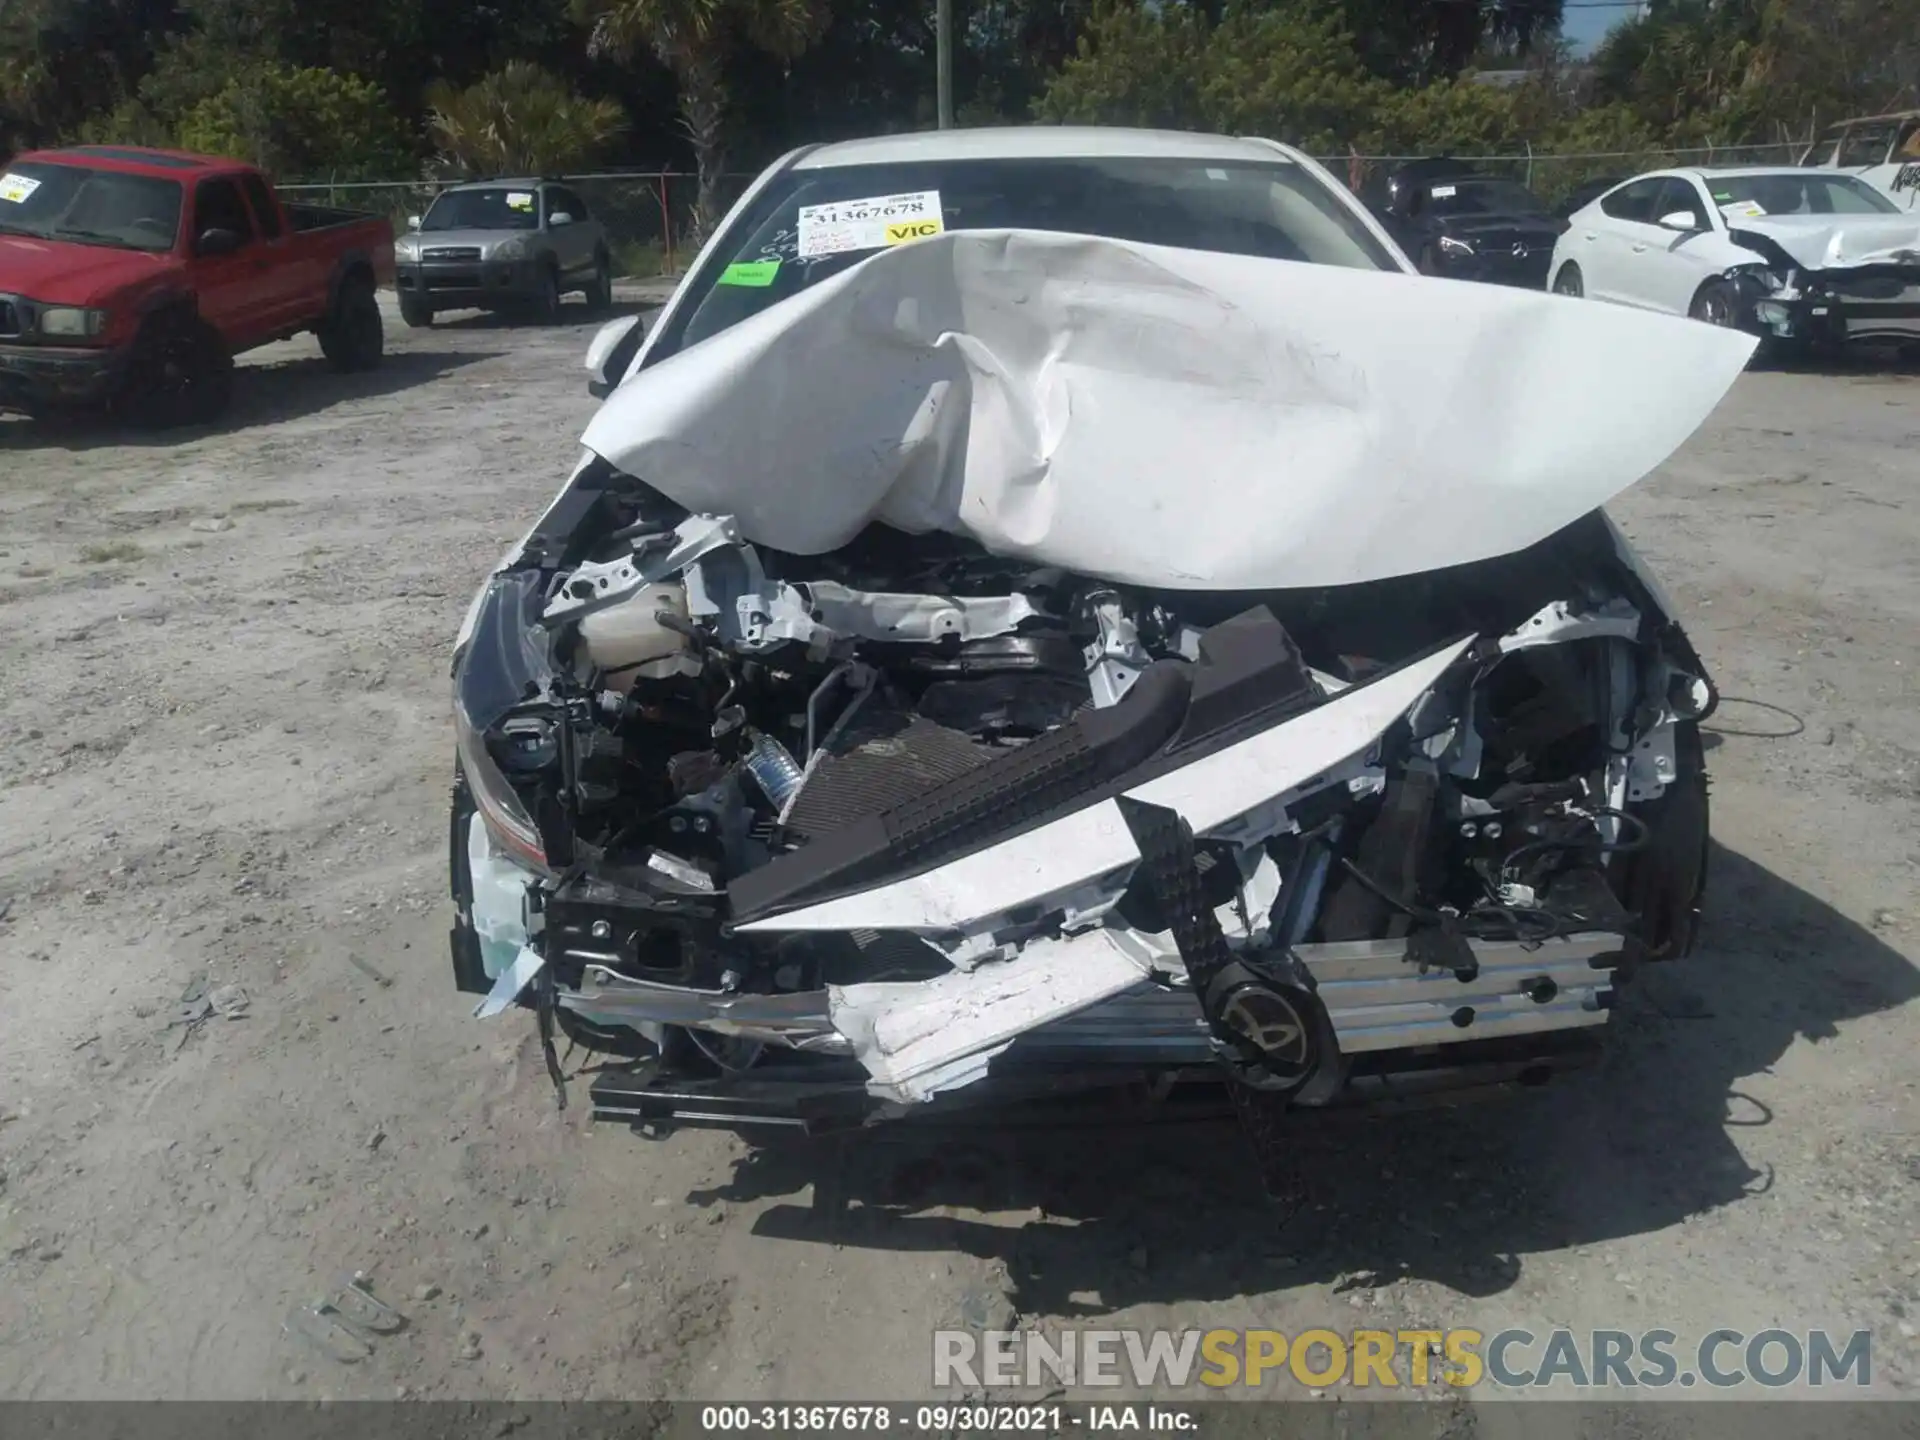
[0,173,41,204]
[797,190,943,258]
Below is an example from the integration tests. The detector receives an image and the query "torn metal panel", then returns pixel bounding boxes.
[733,639,1468,938]
[580,229,1754,591]
[828,928,1160,1103]
[562,966,851,1052]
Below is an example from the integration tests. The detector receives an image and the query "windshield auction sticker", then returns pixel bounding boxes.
[0,173,41,204]
[797,190,943,258]
[506,191,535,212]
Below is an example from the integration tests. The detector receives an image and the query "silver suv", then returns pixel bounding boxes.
[395,179,612,327]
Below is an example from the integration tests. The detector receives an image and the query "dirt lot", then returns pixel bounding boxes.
[1,295,1917,1410]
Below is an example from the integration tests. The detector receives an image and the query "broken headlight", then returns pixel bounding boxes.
[452,571,560,873]
[454,691,549,872]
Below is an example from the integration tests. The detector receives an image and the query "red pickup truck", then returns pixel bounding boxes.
[0,145,395,425]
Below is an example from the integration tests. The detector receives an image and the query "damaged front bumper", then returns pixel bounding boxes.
[447,531,1709,1135]
[1732,263,1920,346]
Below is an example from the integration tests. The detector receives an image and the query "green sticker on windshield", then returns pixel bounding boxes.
[1712,191,1732,201]
[718,259,781,288]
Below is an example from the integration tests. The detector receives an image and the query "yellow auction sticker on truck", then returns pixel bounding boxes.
[797,190,943,258]
[0,173,42,204]
[506,191,535,213]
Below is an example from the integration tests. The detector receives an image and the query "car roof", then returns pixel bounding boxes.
[1679,166,1877,180]
[1818,110,1920,131]
[16,145,233,176]
[791,126,1306,170]
[442,177,551,191]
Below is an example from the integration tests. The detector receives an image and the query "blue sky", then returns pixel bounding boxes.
[1560,2,1639,57]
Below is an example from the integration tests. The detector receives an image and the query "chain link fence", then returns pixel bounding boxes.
[1323,141,1808,204]
[282,142,1811,278]
[276,171,756,278]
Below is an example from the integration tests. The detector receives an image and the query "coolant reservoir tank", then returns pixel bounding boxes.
[578,580,693,688]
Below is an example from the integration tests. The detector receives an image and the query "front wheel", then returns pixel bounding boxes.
[318,274,384,371]
[1689,279,1741,329]
[525,266,561,325]
[588,251,614,312]
[1552,263,1584,297]
[399,295,433,329]
[119,313,232,429]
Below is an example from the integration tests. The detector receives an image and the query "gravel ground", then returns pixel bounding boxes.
[0,294,1916,1412]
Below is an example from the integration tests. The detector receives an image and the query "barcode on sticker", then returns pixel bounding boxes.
[797,190,942,259]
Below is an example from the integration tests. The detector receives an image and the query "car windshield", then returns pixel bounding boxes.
[422,187,541,231]
[0,162,183,252]
[1711,173,1900,216]
[1426,178,1547,216]
[666,154,1397,356]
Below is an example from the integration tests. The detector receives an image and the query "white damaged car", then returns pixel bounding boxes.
[1549,166,1920,354]
[448,127,1754,1146]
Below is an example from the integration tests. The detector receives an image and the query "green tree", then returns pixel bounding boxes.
[576,0,829,238]
[173,65,418,178]
[426,62,628,175]
[1036,0,1216,130]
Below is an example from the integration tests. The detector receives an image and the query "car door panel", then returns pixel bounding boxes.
[187,177,270,348]
[239,173,312,332]
[1583,177,1664,305]
[1631,179,1722,316]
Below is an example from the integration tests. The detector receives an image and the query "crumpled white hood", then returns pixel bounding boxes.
[1730,212,1920,270]
[583,229,1753,590]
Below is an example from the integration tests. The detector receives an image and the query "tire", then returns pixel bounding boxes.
[526,264,561,325]
[1610,721,1709,967]
[588,251,614,312]
[1552,263,1584,297]
[1688,279,1740,329]
[399,295,433,329]
[318,273,384,372]
[119,312,232,429]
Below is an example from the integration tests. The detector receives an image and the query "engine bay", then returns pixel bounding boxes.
[451,459,1715,1121]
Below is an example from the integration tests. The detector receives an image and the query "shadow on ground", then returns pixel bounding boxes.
[684,843,1918,1318]
[415,299,652,333]
[2,347,500,451]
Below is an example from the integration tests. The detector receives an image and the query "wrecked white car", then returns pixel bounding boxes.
[448,128,1755,1146]
[1551,167,1920,352]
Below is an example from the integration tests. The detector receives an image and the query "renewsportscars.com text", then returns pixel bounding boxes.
[932,1327,1874,1391]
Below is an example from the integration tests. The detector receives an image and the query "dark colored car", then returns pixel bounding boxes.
[1365,158,1565,289]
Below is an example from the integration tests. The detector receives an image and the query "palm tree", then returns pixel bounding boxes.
[577,0,828,242]
[426,62,627,176]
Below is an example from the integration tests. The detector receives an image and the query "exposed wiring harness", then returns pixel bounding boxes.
[1332,853,1566,944]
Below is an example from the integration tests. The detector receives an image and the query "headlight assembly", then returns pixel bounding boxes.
[452,571,560,874]
[39,306,109,340]
[492,235,531,261]
[453,692,550,873]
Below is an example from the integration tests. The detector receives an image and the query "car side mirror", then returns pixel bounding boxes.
[585,312,647,399]
[1657,210,1700,233]
[195,227,243,256]
[550,211,574,227]
[407,215,422,231]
